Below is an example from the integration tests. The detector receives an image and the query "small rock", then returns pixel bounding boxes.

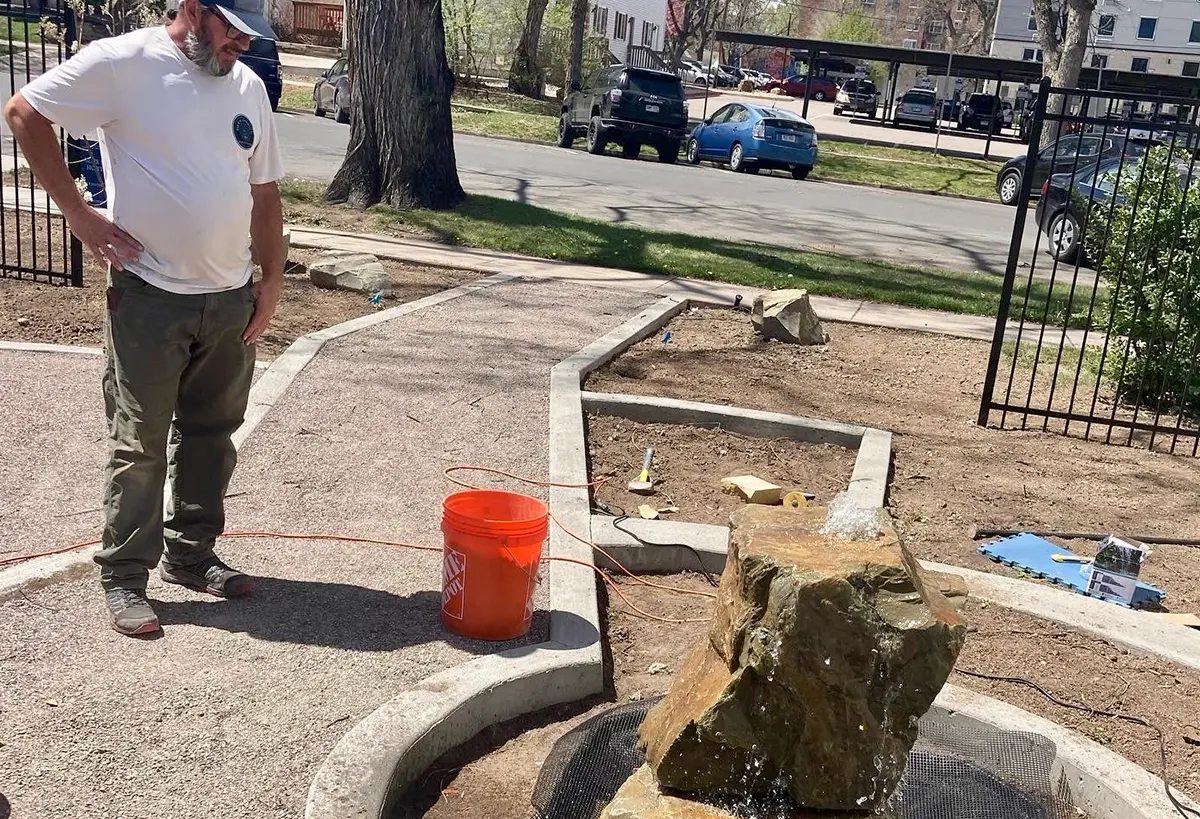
[16,316,29,326]
[309,251,393,295]
[751,289,826,345]
[647,662,669,675]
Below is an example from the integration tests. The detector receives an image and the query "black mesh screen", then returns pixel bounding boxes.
[531,698,1074,819]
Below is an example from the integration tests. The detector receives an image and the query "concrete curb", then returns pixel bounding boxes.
[588,516,1200,674]
[0,340,103,356]
[0,274,516,600]
[581,391,891,510]
[935,684,1200,819]
[303,296,688,819]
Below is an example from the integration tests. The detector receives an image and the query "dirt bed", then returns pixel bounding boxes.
[0,231,478,359]
[586,415,856,526]
[583,307,1200,612]
[396,575,1199,819]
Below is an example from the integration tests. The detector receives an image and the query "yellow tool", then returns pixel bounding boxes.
[628,448,655,495]
[1051,553,1090,564]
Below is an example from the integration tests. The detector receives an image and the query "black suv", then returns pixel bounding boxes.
[957,93,1004,132]
[558,65,689,163]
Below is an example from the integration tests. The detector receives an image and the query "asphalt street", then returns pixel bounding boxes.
[275,109,1039,277]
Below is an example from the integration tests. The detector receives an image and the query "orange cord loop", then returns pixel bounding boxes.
[1,466,716,624]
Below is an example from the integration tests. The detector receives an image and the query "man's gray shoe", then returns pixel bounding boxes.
[159,555,255,598]
[105,588,161,636]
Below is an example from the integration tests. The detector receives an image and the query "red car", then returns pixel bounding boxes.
[761,75,840,100]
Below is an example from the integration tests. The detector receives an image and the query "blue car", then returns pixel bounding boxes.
[686,103,818,179]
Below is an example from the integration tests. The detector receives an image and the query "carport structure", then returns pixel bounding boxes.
[714,31,1200,158]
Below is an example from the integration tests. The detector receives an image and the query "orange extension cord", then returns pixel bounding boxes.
[1,466,716,625]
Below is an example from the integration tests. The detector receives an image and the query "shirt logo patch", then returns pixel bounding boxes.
[232,114,255,149]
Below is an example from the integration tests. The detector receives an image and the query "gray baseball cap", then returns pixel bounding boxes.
[198,0,277,39]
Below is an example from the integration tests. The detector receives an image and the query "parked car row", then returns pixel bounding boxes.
[557,64,818,180]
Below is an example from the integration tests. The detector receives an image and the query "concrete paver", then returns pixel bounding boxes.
[0,277,656,818]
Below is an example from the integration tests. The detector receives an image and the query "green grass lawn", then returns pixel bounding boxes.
[1,18,40,42]
[280,85,313,112]
[280,178,1084,325]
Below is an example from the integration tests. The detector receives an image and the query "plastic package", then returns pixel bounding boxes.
[821,491,881,540]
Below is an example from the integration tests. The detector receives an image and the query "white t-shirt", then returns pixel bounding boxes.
[21,26,284,294]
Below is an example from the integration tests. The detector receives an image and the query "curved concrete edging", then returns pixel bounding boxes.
[935,684,1200,819]
[0,274,518,600]
[303,296,690,819]
[589,516,1200,674]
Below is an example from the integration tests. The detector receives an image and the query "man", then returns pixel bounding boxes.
[4,0,285,636]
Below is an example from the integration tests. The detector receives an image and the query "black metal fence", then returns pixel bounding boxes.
[1,1,83,286]
[978,77,1200,455]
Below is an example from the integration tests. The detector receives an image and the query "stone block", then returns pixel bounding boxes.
[638,505,966,812]
[309,251,392,295]
[752,290,826,345]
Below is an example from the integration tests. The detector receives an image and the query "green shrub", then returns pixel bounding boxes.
[1084,145,1200,414]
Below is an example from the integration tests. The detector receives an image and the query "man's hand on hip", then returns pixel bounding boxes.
[244,275,282,345]
[67,204,143,270]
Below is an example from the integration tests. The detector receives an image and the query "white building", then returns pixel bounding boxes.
[990,0,1200,79]
[588,0,668,63]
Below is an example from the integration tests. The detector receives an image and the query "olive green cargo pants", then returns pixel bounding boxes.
[95,267,256,591]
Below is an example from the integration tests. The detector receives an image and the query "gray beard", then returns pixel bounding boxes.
[183,29,231,76]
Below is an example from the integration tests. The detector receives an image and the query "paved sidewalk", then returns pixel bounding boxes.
[289,226,1096,347]
[0,277,655,818]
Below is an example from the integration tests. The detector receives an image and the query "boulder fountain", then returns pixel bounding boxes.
[601,503,967,818]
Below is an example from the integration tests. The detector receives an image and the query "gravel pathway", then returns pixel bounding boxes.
[0,278,656,818]
[0,349,106,557]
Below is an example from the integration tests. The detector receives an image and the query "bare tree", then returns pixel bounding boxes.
[325,0,465,210]
[510,0,550,97]
[919,0,997,53]
[1032,0,1096,144]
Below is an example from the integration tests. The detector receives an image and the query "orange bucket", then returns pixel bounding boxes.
[440,489,549,641]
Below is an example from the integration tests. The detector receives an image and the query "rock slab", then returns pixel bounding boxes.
[309,251,392,295]
[637,505,967,812]
[752,289,826,345]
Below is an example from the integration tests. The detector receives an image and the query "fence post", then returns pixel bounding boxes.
[977,76,1051,427]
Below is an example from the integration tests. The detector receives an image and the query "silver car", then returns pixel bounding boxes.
[892,88,939,132]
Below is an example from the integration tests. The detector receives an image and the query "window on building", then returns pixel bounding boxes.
[887,0,900,10]
[614,11,628,39]
[1027,13,1037,30]
[1184,61,1200,77]
[902,38,917,48]
[1097,14,1115,36]
[641,21,658,46]
[1132,57,1149,72]
[927,18,945,33]
[1190,20,1200,42]
[1091,53,1108,68]
[955,0,967,11]
[862,0,875,7]
[1022,47,1044,61]
[906,16,920,30]
[1137,16,1156,39]
[590,4,608,36]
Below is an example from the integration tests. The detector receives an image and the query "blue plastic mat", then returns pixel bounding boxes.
[978,533,1166,609]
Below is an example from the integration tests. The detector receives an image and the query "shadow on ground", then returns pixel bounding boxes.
[153,577,550,654]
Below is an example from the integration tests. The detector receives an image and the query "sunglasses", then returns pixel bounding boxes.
[203,6,251,40]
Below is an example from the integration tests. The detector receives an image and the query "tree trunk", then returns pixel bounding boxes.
[1033,0,1094,148]
[567,0,588,91]
[325,0,465,210]
[509,0,549,98]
